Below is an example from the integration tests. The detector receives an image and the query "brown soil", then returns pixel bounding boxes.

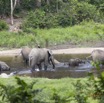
[49,41,104,50]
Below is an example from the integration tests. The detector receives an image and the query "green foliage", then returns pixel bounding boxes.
[90,62,104,100]
[21,0,103,29]
[0,20,9,31]
[0,77,43,103]
[0,21,104,48]
[76,2,99,22]
[0,0,10,16]
[0,76,99,103]
[74,80,92,103]
[22,10,58,30]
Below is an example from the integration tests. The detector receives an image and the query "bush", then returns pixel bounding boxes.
[0,20,9,31]
[76,2,99,22]
[22,10,58,30]
[0,77,43,103]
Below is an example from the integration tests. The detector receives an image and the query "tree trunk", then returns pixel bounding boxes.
[46,0,50,5]
[11,0,13,25]
[36,0,41,8]
[10,0,17,25]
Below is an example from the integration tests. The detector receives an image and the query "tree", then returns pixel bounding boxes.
[10,0,17,25]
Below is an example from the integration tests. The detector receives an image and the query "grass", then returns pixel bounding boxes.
[0,76,99,103]
[0,21,104,48]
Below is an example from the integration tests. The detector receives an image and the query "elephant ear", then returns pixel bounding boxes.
[47,50,52,57]
[47,50,52,64]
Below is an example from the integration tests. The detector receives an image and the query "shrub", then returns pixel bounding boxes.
[0,20,9,31]
[76,2,99,22]
[0,77,43,103]
[22,10,58,30]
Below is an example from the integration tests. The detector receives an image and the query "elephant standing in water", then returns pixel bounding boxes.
[0,61,10,71]
[29,48,55,71]
[87,49,104,64]
[21,46,32,65]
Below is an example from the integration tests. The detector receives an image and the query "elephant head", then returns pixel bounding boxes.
[0,61,10,71]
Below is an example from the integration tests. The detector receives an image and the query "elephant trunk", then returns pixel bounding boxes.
[50,57,55,69]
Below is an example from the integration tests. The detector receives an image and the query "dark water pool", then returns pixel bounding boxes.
[0,54,104,78]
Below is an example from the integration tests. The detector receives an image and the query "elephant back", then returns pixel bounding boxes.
[91,49,104,62]
[21,46,32,60]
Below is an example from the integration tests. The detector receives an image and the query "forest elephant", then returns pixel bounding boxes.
[29,48,55,71]
[86,49,104,65]
[68,58,85,66]
[0,61,10,71]
[21,46,32,65]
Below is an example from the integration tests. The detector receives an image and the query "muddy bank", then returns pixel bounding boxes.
[0,47,104,55]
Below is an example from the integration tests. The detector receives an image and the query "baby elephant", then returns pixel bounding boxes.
[68,58,85,66]
[0,61,10,71]
[29,48,55,71]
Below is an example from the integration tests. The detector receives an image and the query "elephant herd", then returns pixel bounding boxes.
[68,49,104,66]
[21,46,55,72]
[21,46,104,71]
[0,47,104,72]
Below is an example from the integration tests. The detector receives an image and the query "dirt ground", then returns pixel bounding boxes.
[49,41,104,50]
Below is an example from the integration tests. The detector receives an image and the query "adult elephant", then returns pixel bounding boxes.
[0,61,10,71]
[29,48,55,71]
[21,45,41,65]
[87,49,104,64]
[21,46,32,65]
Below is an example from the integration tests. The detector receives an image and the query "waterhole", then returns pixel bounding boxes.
[0,53,103,78]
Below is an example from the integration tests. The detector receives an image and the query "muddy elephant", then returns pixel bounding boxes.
[87,49,104,64]
[21,46,32,65]
[29,48,55,71]
[68,58,85,66]
[0,61,10,71]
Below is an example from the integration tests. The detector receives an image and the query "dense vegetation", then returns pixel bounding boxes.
[0,0,104,48]
[0,0,104,28]
[0,71,103,103]
[0,21,104,48]
[0,1,104,103]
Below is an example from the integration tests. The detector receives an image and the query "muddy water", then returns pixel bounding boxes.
[0,54,96,78]
[0,54,103,78]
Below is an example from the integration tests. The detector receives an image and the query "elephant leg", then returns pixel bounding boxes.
[44,64,48,71]
[37,63,42,71]
[25,60,28,66]
[31,64,36,72]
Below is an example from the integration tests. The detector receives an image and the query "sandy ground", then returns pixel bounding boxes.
[0,48,104,56]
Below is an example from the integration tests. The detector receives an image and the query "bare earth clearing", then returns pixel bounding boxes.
[0,47,104,56]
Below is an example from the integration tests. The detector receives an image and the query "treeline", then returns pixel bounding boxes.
[0,0,104,29]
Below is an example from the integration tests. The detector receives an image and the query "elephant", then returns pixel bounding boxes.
[29,48,55,71]
[87,49,104,64]
[68,58,85,66]
[21,46,32,65]
[0,61,10,71]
